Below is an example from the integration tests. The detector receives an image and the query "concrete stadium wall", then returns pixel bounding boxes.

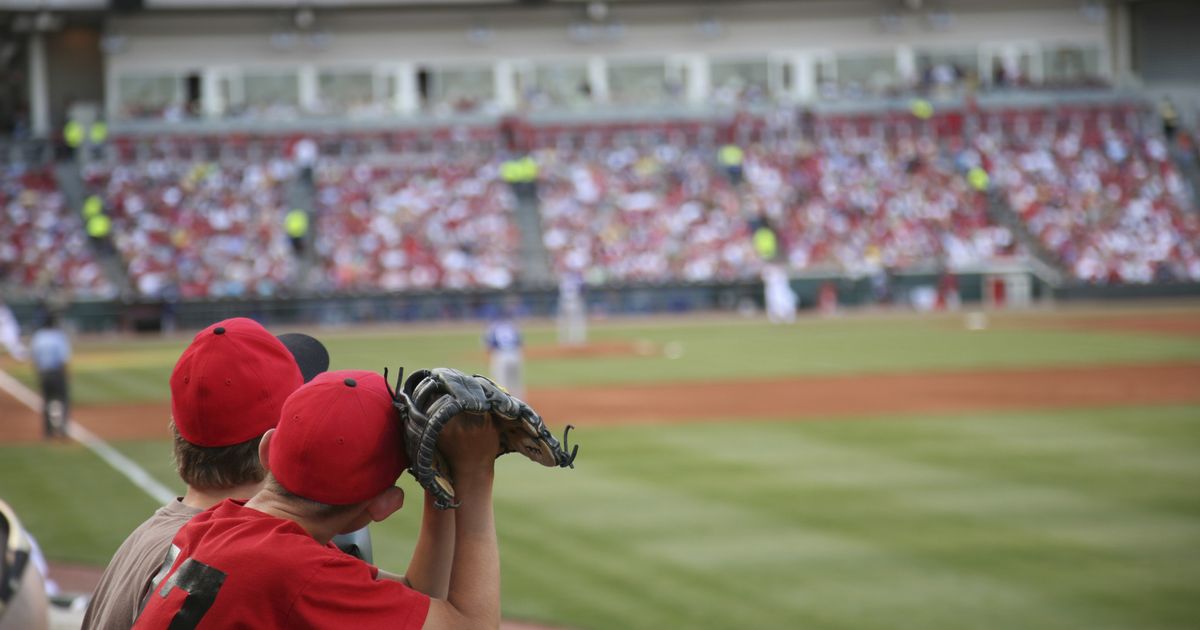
[16,275,1200,334]
[106,0,1105,66]
[103,0,1107,115]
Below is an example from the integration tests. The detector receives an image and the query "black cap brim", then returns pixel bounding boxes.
[276,333,331,383]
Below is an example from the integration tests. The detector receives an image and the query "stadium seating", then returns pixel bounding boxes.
[0,165,115,299]
[84,157,298,299]
[311,154,519,292]
[5,101,1196,302]
[980,125,1200,282]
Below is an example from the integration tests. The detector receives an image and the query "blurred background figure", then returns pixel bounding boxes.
[1159,97,1179,142]
[484,308,524,398]
[0,499,49,630]
[0,300,27,361]
[29,315,70,439]
[762,264,796,324]
[285,207,310,257]
[557,271,587,347]
[718,142,744,187]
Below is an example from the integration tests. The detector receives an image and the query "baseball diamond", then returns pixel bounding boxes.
[1,307,1198,629]
[2,1,1200,628]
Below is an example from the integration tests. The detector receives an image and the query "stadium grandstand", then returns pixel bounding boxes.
[0,0,1198,328]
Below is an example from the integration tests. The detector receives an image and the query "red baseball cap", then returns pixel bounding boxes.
[170,318,318,447]
[270,370,408,505]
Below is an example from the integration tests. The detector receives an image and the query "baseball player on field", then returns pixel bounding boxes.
[83,318,332,629]
[0,300,27,362]
[762,263,797,324]
[556,271,587,346]
[133,370,504,629]
[484,311,524,398]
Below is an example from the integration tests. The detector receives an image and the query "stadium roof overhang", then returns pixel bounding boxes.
[0,0,818,10]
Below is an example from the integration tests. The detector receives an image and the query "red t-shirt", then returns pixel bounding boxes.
[133,499,429,630]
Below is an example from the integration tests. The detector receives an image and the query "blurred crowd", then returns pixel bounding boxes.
[977,127,1200,283]
[537,134,1012,284]
[0,165,114,299]
[3,104,1196,302]
[749,135,1012,274]
[311,154,518,293]
[84,157,299,299]
[537,144,754,284]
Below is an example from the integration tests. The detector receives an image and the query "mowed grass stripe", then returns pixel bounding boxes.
[497,465,828,629]
[573,432,1059,629]
[71,364,168,404]
[588,427,1085,628]
[680,410,1200,628]
[0,443,163,565]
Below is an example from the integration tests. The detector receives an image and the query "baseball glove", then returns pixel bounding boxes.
[386,367,578,509]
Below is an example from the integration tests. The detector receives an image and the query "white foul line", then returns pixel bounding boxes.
[0,369,176,505]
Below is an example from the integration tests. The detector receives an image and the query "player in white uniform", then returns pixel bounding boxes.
[0,300,27,361]
[556,272,587,346]
[763,264,797,324]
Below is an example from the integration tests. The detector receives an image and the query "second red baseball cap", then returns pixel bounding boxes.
[270,370,408,506]
[170,318,324,447]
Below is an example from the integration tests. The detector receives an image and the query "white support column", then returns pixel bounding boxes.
[978,44,996,84]
[685,54,708,106]
[28,33,50,137]
[1109,0,1133,85]
[1002,45,1021,82]
[104,65,119,123]
[201,68,222,118]
[1027,42,1046,84]
[896,45,917,87]
[299,65,319,113]
[495,60,517,111]
[587,56,608,103]
[395,62,418,114]
[792,52,815,104]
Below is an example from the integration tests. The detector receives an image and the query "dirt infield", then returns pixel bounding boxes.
[527,362,1200,425]
[4,361,1198,444]
[0,379,43,442]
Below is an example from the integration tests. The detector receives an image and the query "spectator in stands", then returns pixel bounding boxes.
[1160,98,1179,142]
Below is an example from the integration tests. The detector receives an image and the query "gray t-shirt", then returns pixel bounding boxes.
[82,500,202,630]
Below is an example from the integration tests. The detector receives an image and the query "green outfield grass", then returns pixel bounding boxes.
[1,308,1198,628]
[5,310,1200,404]
[2,405,1197,628]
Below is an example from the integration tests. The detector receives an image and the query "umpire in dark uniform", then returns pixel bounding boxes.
[30,315,71,439]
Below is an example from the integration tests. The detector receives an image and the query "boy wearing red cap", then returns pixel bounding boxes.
[84,318,334,629]
[134,370,502,629]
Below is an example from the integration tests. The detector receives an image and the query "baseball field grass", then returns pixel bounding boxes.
[1,304,1198,629]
